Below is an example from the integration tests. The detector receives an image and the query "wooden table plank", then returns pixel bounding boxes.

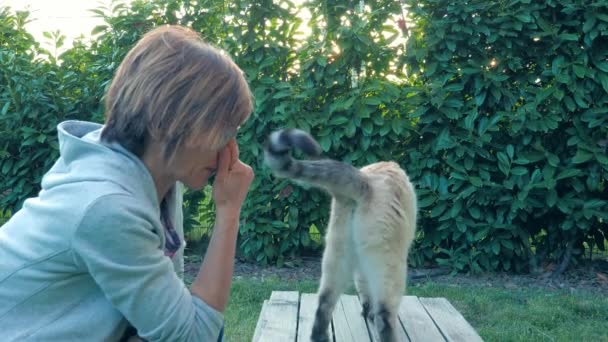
[297,293,329,342]
[252,300,269,342]
[253,291,299,342]
[365,314,379,342]
[419,298,483,342]
[255,292,482,342]
[332,295,372,342]
[398,296,445,342]
[395,309,411,342]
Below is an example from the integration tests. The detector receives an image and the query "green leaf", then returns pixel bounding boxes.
[319,136,331,152]
[446,40,456,52]
[392,118,403,134]
[537,87,555,102]
[301,230,310,247]
[88,8,106,17]
[573,92,589,108]
[572,65,586,78]
[558,33,579,41]
[597,153,608,166]
[598,73,608,93]
[436,128,453,150]
[583,199,605,210]
[594,61,608,73]
[464,111,478,130]
[329,116,349,125]
[91,25,108,35]
[425,62,438,76]
[444,83,463,92]
[475,92,487,107]
[372,114,384,125]
[363,97,382,106]
[511,167,528,176]
[470,176,483,187]
[530,169,542,183]
[259,57,276,70]
[497,152,511,176]
[358,107,372,118]
[506,145,514,159]
[456,186,476,199]
[552,56,565,76]
[572,150,593,163]
[450,200,463,218]
[468,206,481,219]
[361,120,373,135]
[272,90,291,99]
[547,153,559,167]
[487,114,503,132]
[556,169,582,180]
[499,240,513,251]
[418,196,436,208]
[1,101,9,115]
[491,241,500,255]
[583,16,597,33]
[2,159,13,175]
[515,13,532,23]
[456,221,467,232]
[431,202,447,218]
[343,96,356,110]
[378,125,391,136]
[546,189,558,207]
[563,96,576,112]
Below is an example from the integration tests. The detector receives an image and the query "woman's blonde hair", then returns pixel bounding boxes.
[101,25,253,161]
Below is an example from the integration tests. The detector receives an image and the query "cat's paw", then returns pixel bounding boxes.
[310,331,331,342]
[311,323,331,342]
[361,301,372,321]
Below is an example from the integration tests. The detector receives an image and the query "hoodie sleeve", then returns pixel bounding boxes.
[71,193,223,342]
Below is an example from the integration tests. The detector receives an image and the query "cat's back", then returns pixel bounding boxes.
[358,161,417,230]
[360,161,414,197]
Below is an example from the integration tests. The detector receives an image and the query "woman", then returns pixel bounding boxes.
[0,25,254,341]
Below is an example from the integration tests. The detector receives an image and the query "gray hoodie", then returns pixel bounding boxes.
[0,121,223,341]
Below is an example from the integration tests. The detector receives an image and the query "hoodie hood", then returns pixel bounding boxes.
[41,120,159,209]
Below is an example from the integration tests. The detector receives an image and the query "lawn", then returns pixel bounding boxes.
[219,277,608,342]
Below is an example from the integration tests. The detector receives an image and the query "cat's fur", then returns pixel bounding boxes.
[263,129,417,342]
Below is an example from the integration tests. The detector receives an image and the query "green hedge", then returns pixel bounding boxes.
[0,8,106,209]
[1,0,606,272]
[402,0,608,272]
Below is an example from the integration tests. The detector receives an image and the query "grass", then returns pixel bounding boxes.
[220,277,608,342]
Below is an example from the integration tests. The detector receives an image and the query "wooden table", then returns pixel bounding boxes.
[253,291,483,342]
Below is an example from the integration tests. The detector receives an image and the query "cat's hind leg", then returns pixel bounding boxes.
[311,246,353,342]
[357,249,406,342]
[354,270,373,322]
[311,201,354,342]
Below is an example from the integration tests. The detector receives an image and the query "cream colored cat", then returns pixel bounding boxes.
[263,129,417,342]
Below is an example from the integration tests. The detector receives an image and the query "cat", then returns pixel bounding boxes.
[263,128,417,342]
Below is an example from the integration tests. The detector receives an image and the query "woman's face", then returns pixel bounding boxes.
[171,141,223,190]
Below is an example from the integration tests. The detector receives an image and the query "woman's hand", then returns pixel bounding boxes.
[212,139,254,219]
[192,139,253,312]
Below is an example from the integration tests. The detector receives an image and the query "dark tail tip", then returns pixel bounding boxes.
[269,128,322,157]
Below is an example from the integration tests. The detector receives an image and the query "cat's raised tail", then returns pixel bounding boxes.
[263,128,370,200]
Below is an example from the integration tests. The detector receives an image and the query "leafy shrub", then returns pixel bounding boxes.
[1,0,606,272]
[0,7,106,210]
[402,0,608,272]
